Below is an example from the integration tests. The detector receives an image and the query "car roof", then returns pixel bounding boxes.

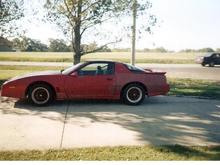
[204,52,220,57]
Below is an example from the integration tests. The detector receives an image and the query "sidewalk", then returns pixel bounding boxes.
[0,96,220,150]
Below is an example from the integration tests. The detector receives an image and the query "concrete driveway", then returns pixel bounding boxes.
[0,96,220,151]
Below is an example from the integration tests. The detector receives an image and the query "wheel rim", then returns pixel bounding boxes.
[31,87,50,105]
[126,87,143,103]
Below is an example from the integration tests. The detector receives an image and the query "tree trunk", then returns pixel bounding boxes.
[73,24,81,65]
[73,0,82,65]
[74,53,81,65]
[131,0,137,66]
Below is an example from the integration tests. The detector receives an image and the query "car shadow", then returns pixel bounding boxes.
[203,65,220,69]
[1,96,220,147]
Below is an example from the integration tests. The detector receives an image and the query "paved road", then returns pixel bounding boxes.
[0,61,220,81]
[0,96,220,150]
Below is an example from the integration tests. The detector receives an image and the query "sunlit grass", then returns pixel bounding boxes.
[168,78,220,99]
[0,145,219,160]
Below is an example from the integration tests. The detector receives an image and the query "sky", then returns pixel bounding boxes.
[23,0,220,51]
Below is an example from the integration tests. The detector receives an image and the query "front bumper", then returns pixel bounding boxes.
[1,82,25,99]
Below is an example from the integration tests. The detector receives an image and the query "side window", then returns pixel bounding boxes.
[78,63,114,76]
[216,54,220,58]
[212,54,216,58]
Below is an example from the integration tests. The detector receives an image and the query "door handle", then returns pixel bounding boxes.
[106,78,113,81]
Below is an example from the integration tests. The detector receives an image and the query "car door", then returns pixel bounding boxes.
[65,62,116,99]
[216,54,220,64]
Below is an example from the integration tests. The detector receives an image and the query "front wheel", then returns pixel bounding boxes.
[122,84,145,105]
[209,62,215,67]
[28,84,54,106]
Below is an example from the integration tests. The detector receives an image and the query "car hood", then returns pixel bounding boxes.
[8,70,61,82]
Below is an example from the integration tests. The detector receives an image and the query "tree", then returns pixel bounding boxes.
[153,47,167,53]
[198,48,214,53]
[12,37,48,51]
[12,37,22,50]
[216,48,220,52]
[0,0,24,37]
[49,39,71,52]
[45,0,155,64]
[45,0,121,64]
[0,36,12,51]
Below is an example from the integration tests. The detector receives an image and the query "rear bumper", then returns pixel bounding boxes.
[162,84,170,95]
[148,84,170,96]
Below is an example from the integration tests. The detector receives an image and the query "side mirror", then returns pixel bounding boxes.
[70,72,78,77]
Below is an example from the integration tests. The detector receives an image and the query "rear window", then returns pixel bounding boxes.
[124,64,145,73]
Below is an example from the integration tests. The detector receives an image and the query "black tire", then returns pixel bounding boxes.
[201,63,205,67]
[28,83,54,106]
[209,62,215,67]
[122,84,145,105]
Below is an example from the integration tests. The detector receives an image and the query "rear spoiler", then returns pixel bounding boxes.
[144,69,166,75]
[144,69,153,72]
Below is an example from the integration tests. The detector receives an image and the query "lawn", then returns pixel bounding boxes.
[0,145,219,160]
[168,78,220,100]
[0,52,200,64]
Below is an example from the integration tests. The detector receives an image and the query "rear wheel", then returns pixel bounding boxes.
[122,84,145,105]
[28,84,54,106]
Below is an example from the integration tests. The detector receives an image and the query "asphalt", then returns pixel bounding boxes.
[0,61,220,81]
[0,96,220,150]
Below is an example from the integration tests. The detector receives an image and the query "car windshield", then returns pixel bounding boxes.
[61,63,84,74]
[204,53,213,57]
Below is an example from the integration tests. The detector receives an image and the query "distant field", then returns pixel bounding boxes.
[0,65,64,80]
[0,52,201,64]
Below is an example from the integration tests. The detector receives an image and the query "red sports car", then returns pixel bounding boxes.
[1,61,170,106]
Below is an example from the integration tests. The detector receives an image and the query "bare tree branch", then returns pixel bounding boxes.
[80,17,112,36]
[81,1,100,14]
[82,40,121,55]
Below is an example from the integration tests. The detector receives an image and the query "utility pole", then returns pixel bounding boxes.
[131,0,137,66]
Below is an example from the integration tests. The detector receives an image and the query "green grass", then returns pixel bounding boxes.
[169,78,220,99]
[0,52,200,64]
[0,145,219,160]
